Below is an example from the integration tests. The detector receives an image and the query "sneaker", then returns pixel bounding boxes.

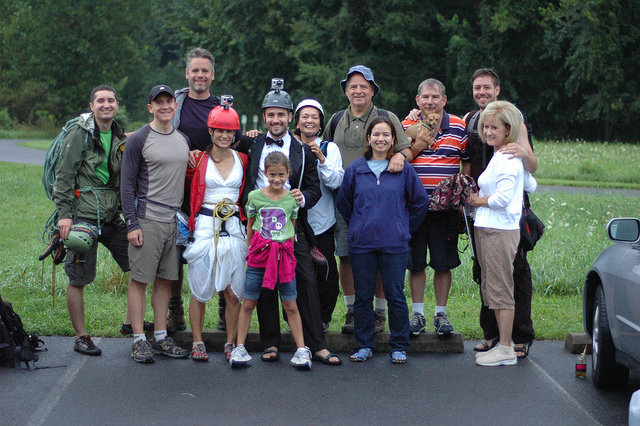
[120,321,154,336]
[341,310,354,334]
[409,312,426,336]
[475,344,517,366]
[433,312,453,335]
[290,347,312,370]
[217,303,226,331]
[374,311,386,334]
[224,343,235,361]
[74,335,102,356]
[229,345,252,367]
[151,336,188,358]
[167,303,186,333]
[191,343,209,362]
[131,339,154,363]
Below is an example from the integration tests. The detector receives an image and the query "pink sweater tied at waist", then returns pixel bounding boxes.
[246,233,296,290]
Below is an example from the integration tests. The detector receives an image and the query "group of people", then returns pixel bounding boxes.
[51,46,539,369]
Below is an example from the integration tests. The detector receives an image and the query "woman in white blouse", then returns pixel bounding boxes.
[469,101,537,367]
[293,99,344,346]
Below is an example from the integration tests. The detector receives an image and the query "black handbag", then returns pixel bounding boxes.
[520,193,545,252]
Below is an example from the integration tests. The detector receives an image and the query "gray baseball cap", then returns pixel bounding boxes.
[340,65,380,98]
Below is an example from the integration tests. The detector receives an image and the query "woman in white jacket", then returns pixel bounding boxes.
[469,101,537,367]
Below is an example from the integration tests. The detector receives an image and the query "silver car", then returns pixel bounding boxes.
[584,217,640,389]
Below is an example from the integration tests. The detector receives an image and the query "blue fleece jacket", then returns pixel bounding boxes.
[337,157,429,254]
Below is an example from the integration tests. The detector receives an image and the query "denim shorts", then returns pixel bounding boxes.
[243,266,297,301]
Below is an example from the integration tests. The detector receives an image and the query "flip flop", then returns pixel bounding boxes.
[261,347,279,362]
[474,336,499,352]
[312,351,342,365]
[514,341,532,359]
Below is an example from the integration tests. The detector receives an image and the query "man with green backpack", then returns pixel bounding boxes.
[50,84,129,356]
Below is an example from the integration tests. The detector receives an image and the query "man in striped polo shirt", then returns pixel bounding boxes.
[402,78,469,337]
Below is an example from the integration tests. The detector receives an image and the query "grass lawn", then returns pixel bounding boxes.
[1,160,638,341]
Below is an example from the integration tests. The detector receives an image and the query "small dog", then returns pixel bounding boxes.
[405,112,440,151]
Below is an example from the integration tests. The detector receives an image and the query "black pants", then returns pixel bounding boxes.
[471,222,535,344]
[257,231,327,352]
[314,226,339,324]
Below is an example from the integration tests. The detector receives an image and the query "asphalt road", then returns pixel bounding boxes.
[2,337,638,425]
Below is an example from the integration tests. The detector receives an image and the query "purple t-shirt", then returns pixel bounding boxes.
[178,95,219,151]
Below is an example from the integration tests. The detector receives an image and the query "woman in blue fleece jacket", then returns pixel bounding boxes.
[337,116,429,364]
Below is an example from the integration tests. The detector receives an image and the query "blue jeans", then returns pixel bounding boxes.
[244,266,297,301]
[350,251,410,352]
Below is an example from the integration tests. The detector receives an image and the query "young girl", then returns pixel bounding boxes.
[229,152,312,369]
[337,117,429,364]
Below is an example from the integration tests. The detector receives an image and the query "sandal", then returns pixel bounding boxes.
[513,341,532,359]
[350,348,373,362]
[312,351,342,365]
[474,336,499,352]
[261,346,280,362]
[390,351,407,364]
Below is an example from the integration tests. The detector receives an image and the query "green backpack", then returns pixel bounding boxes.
[42,113,93,201]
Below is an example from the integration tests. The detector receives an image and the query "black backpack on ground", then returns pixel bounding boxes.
[0,294,44,369]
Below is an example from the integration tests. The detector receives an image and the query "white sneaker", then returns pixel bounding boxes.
[290,346,312,370]
[475,344,501,359]
[229,345,252,367]
[475,344,517,366]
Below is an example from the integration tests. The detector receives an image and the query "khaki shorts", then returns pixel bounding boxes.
[128,218,179,283]
[66,218,129,287]
[474,227,520,310]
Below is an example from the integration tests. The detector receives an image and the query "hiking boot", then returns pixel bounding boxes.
[217,303,226,331]
[191,343,209,362]
[433,312,453,336]
[475,344,517,366]
[229,345,252,367]
[374,311,386,334]
[290,347,312,370]
[341,310,354,334]
[224,343,235,361]
[151,336,188,358]
[167,303,186,333]
[74,335,102,356]
[120,321,154,336]
[409,312,426,336]
[131,339,154,363]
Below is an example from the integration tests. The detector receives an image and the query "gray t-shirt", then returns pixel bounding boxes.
[121,124,191,231]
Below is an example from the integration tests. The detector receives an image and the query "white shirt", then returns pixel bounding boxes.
[474,151,537,230]
[256,132,292,190]
[307,138,344,235]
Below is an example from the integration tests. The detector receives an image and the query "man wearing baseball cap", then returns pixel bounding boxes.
[121,85,191,363]
[323,65,413,334]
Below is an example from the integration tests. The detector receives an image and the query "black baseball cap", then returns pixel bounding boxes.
[148,85,174,103]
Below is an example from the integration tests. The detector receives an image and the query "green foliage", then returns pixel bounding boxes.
[1,0,639,141]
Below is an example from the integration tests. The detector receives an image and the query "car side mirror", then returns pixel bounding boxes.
[607,218,640,243]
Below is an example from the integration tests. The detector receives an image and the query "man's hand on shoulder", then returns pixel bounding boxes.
[387,152,406,173]
[405,109,420,122]
[245,129,260,138]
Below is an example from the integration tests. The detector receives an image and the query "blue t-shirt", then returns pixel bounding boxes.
[178,95,219,151]
[367,159,389,178]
